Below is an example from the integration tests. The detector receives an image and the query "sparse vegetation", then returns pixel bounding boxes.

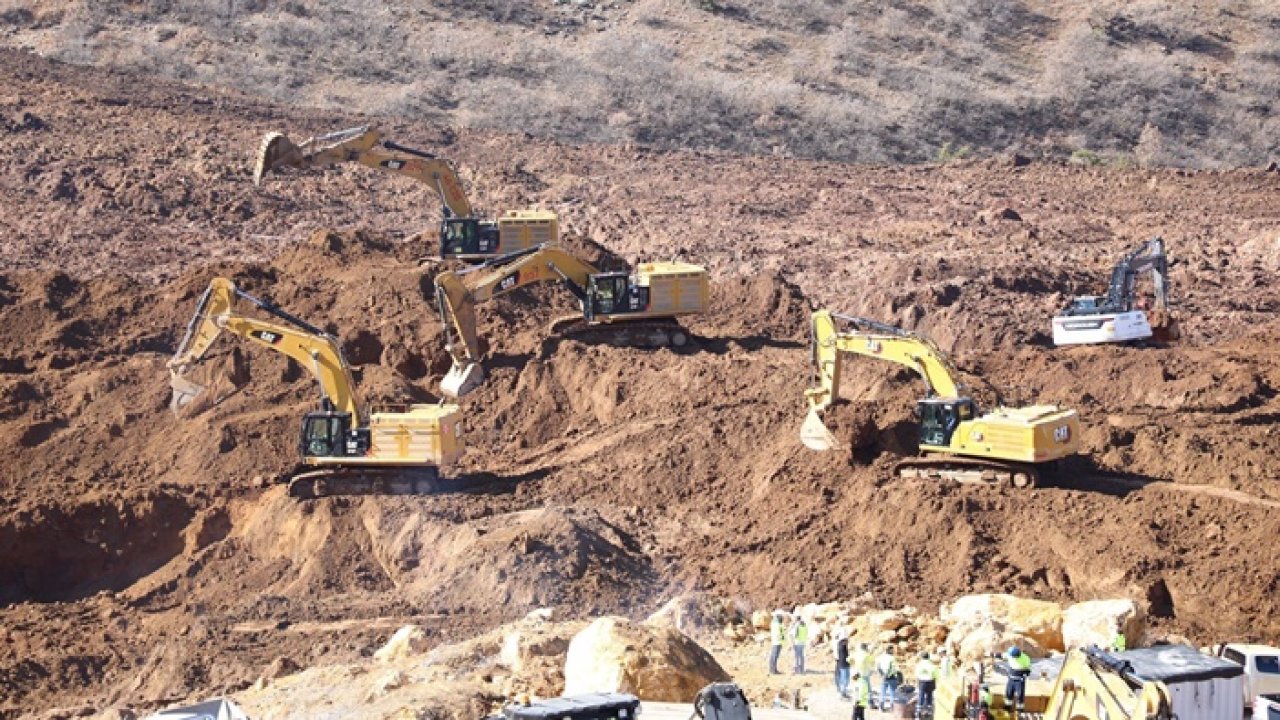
[935,142,972,163]
[4,0,1278,167]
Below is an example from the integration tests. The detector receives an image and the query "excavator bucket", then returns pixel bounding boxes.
[1148,310,1182,343]
[253,132,302,186]
[169,372,207,414]
[800,408,839,452]
[441,360,485,399]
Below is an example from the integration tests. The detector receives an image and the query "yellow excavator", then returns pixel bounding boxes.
[168,277,464,498]
[938,646,1175,719]
[801,310,1080,487]
[434,243,708,398]
[1041,647,1175,720]
[253,125,558,261]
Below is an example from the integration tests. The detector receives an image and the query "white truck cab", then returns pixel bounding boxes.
[1215,643,1280,710]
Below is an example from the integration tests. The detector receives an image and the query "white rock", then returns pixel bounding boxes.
[1062,599,1144,650]
[563,616,728,701]
[373,625,430,663]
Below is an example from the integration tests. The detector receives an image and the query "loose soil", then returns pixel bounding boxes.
[1,50,1278,717]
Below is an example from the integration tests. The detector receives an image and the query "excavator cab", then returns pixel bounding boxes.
[440,218,501,258]
[587,274,647,320]
[917,397,976,449]
[299,410,370,460]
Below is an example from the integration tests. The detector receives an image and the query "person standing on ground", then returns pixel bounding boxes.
[791,616,809,674]
[834,632,851,697]
[915,651,939,712]
[1111,626,1127,652]
[876,646,900,711]
[851,642,872,683]
[768,610,786,675]
[939,646,953,678]
[850,669,871,720]
[1005,646,1032,709]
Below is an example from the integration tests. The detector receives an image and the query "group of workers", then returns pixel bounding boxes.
[767,610,1130,718]
[767,610,810,676]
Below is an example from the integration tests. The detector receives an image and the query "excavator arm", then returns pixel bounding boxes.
[804,309,965,411]
[801,310,966,451]
[168,278,363,423]
[253,125,473,218]
[1102,237,1169,313]
[434,244,600,398]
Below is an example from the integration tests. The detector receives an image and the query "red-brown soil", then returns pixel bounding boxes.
[1,50,1279,717]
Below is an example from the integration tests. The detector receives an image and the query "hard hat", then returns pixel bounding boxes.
[773,609,785,616]
[1009,647,1022,657]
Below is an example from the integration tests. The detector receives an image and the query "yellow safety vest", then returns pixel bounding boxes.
[853,676,871,707]
[916,659,937,681]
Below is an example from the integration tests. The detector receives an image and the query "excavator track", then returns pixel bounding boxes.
[548,315,691,348]
[287,466,455,499]
[894,455,1040,489]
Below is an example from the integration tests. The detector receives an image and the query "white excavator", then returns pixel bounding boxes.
[434,243,708,398]
[1053,237,1180,346]
[168,277,464,498]
[253,125,558,261]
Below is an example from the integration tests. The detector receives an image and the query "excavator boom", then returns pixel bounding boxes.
[253,125,472,217]
[802,310,965,451]
[168,278,362,422]
[1044,647,1175,719]
[434,244,599,397]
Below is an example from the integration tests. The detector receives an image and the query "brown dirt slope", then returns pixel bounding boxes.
[1,51,1279,716]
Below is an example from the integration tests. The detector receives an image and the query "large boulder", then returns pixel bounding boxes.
[646,593,739,636]
[563,616,730,701]
[941,594,1064,652]
[950,621,1047,664]
[1062,599,1144,650]
[795,602,846,625]
[500,627,572,674]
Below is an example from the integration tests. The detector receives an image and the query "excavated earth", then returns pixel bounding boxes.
[2,50,1279,716]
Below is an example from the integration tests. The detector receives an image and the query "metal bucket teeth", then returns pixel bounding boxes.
[441,361,485,399]
[253,132,296,186]
[800,408,838,451]
[169,373,207,414]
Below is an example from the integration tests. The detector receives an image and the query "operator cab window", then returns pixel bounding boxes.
[1258,656,1280,674]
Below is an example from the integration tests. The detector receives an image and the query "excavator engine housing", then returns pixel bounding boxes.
[442,210,558,260]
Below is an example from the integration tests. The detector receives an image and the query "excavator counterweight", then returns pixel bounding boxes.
[803,310,1080,488]
[168,277,464,498]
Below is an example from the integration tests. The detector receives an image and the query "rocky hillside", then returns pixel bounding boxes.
[2,0,1279,166]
